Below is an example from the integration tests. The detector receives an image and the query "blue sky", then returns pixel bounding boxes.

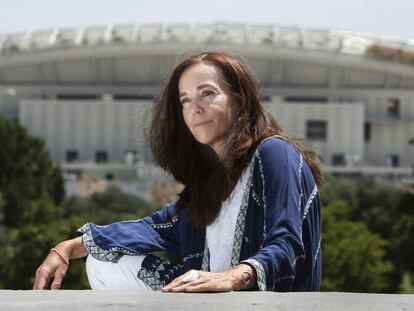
[0,0,413,40]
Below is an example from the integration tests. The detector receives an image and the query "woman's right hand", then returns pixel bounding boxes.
[33,236,87,290]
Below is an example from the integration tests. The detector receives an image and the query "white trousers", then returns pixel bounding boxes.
[86,254,154,291]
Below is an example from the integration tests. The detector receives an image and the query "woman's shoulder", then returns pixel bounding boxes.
[255,135,296,158]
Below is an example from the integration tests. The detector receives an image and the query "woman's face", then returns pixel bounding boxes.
[178,63,235,157]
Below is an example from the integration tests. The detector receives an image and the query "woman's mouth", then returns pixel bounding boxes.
[194,120,212,127]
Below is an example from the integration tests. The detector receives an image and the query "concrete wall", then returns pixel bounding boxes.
[14,97,414,168]
[265,102,365,166]
[18,99,152,163]
[0,291,413,311]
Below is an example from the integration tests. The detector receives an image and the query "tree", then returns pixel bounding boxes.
[321,200,393,292]
[390,192,414,273]
[0,198,89,289]
[0,117,74,289]
[0,116,65,227]
[63,186,161,225]
[320,174,403,239]
[320,174,411,292]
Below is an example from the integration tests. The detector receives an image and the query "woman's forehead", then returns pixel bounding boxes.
[178,63,223,92]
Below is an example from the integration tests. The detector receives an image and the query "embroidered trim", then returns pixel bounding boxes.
[150,215,179,229]
[303,185,318,220]
[77,223,137,263]
[255,150,267,244]
[137,267,165,291]
[251,190,261,206]
[119,219,143,223]
[201,238,210,271]
[313,238,321,269]
[253,135,286,243]
[254,136,287,244]
[137,256,183,291]
[183,252,203,263]
[292,254,306,269]
[297,154,304,214]
[241,258,266,291]
[230,158,255,266]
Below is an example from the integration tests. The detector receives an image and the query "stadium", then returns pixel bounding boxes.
[1,23,413,192]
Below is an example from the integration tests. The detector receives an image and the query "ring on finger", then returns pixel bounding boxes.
[182,270,200,283]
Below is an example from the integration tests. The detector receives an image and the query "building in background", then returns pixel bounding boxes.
[1,23,413,193]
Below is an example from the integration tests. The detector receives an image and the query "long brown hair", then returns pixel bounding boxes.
[148,51,323,227]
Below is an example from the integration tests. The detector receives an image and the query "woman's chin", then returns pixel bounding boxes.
[194,137,212,146]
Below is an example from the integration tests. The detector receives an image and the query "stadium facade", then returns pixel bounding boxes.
[1,23,413,182]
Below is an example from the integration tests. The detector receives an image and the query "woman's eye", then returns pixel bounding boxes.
[202,90,214,97]
[180,98,190,105]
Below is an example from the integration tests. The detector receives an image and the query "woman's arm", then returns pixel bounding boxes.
[34,203,180,290]
[240,138,316,291]
[33,236,87,290]
[77,202,180,262]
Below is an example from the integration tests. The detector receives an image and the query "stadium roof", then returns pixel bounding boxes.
[1,23,414,89]
[1,23,413,61]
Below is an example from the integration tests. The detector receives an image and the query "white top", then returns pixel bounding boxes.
[206,166,251,272]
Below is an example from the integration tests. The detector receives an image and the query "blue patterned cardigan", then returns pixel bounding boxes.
[77,136,322,291]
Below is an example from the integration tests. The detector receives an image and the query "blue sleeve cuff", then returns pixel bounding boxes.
[240,258,267,291]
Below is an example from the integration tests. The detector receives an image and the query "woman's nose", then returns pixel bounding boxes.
[193,101,203,114]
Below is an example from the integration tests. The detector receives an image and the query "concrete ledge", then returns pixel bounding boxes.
[0,291,413,311]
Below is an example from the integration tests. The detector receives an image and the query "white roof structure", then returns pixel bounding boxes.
[1,23,414,90]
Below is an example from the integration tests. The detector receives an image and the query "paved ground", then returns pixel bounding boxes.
[0,291,413,311]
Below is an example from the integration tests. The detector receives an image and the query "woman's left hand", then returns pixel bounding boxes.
[162,264,256,293]
[161,269,238,293]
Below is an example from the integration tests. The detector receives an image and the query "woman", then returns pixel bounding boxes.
[33,51,323,292]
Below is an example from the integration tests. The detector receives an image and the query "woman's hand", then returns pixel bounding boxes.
[33,236,87,290]
[161,264,256,293]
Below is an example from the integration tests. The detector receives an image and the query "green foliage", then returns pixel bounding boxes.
[0,117,78,289]
[0,191,5,223]
[400,272,414,294]
[390,192,414,273]
[321,200,393,292]
[321,175,403,239]
[0,116,65,227]
[320,175,414,292]
[63,186,161,225]
[0,198,89,289]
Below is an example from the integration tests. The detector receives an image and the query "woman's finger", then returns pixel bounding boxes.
[162,270,202,292]
[50,265,68,290]
[33,267,51,290]
[169,277,206,292]
[162,275,184,291]
[184,282,218,293]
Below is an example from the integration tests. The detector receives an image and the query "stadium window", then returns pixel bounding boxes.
[105,173,115,181]
[385,154,399,167]
[332,153,346,166]
[113,94,139,100]
[386,98,400,118]
[261,95,271,101]
[66,150,79,163]
[364,122,372,142]
[136,94,154,100]
[113,94,154,100]
[306,120,327,141]
[284,96,328,103]
[57,94,99,100]
[95,150,108,164]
